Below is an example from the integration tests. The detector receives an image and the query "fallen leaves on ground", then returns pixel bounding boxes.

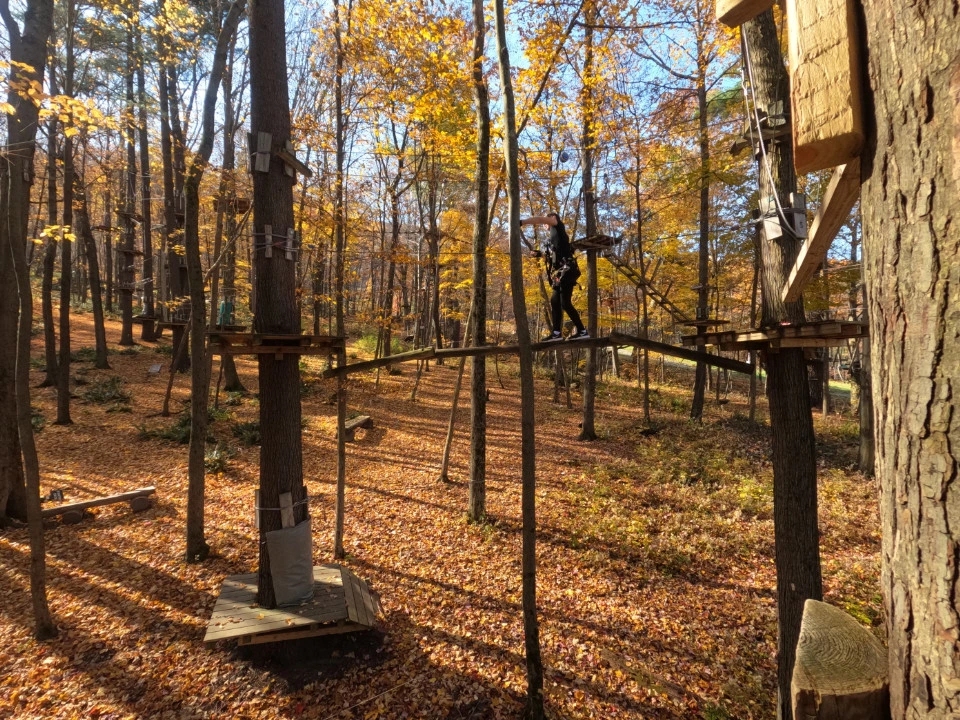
[0,310,882,719]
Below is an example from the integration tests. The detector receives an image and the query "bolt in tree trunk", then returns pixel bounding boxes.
[859,3,959,716]
[250,0,307,607]
[493,2,545,716]
[467,0,490,522]
[742,12,822,720]
[1,0,57,637]
[579,0,598,442]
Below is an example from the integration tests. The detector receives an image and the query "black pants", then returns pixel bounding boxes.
[551,276,583,333]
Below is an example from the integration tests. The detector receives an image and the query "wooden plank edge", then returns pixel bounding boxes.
[237,621,364,646]
[782,158,861,303]
[340,567,362,625]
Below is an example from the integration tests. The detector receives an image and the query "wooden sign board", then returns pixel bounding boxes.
[716,0,774,27]
[787,0,864,173]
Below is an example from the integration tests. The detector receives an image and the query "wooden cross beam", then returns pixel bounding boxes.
[781,158,861,303]
[716,0,774,27]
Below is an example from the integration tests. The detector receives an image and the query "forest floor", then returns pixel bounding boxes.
[0,308,882,720]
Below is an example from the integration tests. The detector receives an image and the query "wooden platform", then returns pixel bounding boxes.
[571,234,622,252]
[681,320,867,351]
[204,565,380,646]
[207,332,345,357]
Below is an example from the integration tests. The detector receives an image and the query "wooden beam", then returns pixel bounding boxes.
[791,600,890,720]
[41,486,156,519]
[322,348,436,378]
[716,0,774,27]
[782,158,861,302]
[787,0,864,173]
[608,333,754,375]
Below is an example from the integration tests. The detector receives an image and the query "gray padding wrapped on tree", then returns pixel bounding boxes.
[265,519,314,606]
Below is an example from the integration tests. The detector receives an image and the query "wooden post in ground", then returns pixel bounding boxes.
[791,600,890,719]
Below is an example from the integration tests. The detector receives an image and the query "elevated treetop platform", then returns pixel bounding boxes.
[681,320,867,351]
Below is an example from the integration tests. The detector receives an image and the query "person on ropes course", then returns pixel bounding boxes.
[521,212,587,342]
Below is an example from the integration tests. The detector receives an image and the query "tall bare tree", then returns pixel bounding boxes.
[1,0,57,638]
[493,0,545,716]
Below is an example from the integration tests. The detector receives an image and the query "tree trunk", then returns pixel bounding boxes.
[691,57,710,421]
[859,3,959,717]
[76,173,110,369]
[136,9,155,341]
[579,0,597,442]
[1,0,58,637]
[56,9,76,426]
[40,112,58,387]
[493,2,545,716]
[331,0,348,561]
[183,0,245,564]
[250,0,307,607]
[118,22,137,347]
[742,12,823,720]
[467,0,489,522]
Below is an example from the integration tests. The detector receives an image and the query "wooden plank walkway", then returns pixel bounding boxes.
[681,320,867,351]
[204,564,380,646]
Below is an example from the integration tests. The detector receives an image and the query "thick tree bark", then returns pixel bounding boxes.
[859,3,960,717]
[742,12,823,720]
[494,2,545,717]
[250,0,307,607]
[467,0,489,522]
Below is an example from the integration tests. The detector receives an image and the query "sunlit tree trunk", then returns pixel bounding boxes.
[56,0,77,426]
[76,170,109,369]
[0,0,57,638]
[467,0,489,522]
[579,0,597,441]
[136,7,155,341]
[493,1,545,716]
[40,108,58,387]
[690,40,710,421]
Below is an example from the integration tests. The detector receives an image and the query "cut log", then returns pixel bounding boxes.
[787,0,864,173]
[42,486,156,521]
[716,0,774,27]
[791,599,891,720]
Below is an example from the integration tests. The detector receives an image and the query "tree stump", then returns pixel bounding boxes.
[791,599,890,720]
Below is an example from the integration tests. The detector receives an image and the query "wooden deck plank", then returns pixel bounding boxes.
[205,565,358,643]
[340,567,362,625]
[351,572,372,627]
[356,574,379,627]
